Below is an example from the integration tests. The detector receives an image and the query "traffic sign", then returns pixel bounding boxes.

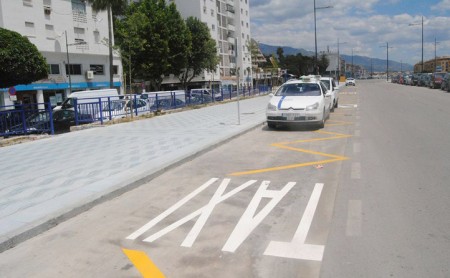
[8,87,16,96]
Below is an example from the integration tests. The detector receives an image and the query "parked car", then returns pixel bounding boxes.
[418,73,431,87]
[150,98,185,110]
[441,73,450,92]
[98,98,149,120]
[345,78,356,86]
[320,76,339,111]
[266,75,332,129]
[429,72,446,89]
[5,109,93,136]
[403,74,412,85]
[188,88,222,101]
[411,74,420,86]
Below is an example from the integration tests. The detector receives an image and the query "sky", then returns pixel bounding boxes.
[249,0,450,65]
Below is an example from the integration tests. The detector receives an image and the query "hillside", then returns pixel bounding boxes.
[259,43,413,72]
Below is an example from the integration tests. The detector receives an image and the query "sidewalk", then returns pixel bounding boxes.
[0,95,270,252]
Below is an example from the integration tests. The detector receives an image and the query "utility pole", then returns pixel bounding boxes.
[380,42,393,81]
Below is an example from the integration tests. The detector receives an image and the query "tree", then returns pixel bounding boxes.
[178,17,219,90]
[116,0,188,91]
[87,0,128,89]
[165,3,191,79]
[0,28,48,88]
[318,54,329,75]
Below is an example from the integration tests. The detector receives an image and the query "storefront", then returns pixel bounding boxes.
[1,81,122,110]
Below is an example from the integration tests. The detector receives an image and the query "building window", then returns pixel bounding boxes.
[90,64,104,75]
[212,24,215,31]
[25,22,35,37]
[71,0,86,13]
[48,64,60,74]
[242,33,244,38]
[45,24,54,39]
[23,0,32,7]
[211,9,214,16]
[74,27,85,39]
[94,30,100,43]
[113,65,119,75]
[65,64,82,75]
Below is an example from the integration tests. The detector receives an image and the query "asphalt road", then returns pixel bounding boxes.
[321,80,450,278]
[0,80,449,277]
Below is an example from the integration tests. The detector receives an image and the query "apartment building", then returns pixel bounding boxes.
[0,0,122,108]
[166,0,253,89]
[414,56,450,73]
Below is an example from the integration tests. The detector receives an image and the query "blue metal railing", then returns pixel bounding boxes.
[1,86,272,137]
[0,103,54,137]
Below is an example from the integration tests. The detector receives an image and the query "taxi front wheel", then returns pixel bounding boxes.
[318,109,325,128]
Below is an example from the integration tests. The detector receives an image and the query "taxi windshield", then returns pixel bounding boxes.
[275,83,321,97]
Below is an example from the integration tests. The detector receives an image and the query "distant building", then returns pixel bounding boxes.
[414,56,450,73]
[0,0,123,109]
[166,0,252,90]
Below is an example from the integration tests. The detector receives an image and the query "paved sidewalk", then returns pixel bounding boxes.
[0,95,270,252]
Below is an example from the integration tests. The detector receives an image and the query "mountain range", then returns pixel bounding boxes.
[258,43,414,73]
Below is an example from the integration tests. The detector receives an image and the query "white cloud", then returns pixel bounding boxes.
[431,0,450,12]
[249,0,450,65]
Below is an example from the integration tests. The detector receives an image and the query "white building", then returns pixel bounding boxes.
[0,0,123,109]
[166,0,253,90]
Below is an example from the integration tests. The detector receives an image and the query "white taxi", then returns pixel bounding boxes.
[266,76,332,129]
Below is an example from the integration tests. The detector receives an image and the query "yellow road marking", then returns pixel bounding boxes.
[229,130,352,176]
[122,248,166,278]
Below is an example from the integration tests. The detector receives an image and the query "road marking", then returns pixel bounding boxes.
[222,181,295,252]
[351,162,361,179]
[127,178,221,240]
[346,200,362,236]
[264,183,325,261]
[122,249,165,278]
[339,104,358,108]
[138,179,258,244]
[229,130,351,176]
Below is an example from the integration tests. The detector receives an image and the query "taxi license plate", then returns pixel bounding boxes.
[282,113,301,121]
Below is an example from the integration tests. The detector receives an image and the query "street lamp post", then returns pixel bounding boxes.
[351,48,354,78]
[65,30,87,95]
[409,16,424,73]
[434,37,440,72]
[313,0,333,74]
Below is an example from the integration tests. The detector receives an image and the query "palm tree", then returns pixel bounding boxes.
[86,0,127,89]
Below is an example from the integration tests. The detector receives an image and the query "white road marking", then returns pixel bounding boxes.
[351,162,361,179]
[126,178,219,240]
[182,179,230,247]
[222,181,295,253]
[140,179,258,244]
[338,104,358,108]
[346,200,362,236]
[263,183,325,261]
